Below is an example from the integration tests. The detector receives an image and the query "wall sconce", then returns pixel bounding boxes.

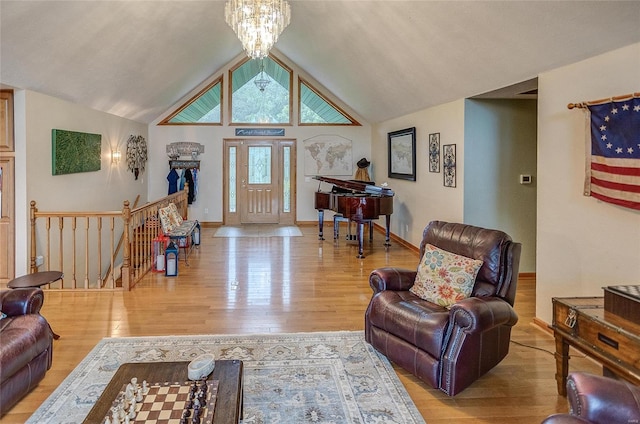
[111,149,121,165]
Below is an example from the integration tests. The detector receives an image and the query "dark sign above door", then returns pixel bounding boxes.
[235,128,285,137]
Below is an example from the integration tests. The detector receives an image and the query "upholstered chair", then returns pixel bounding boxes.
[365,220,521,395]
[541,372,640,424]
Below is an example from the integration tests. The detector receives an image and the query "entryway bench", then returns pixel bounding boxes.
[158,203,198,263]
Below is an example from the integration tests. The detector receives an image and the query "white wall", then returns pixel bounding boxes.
[147,51,372,224]
[371,100,465,246]
[464,99,537,273]
[16,90,148,272]
[536,42,640,324]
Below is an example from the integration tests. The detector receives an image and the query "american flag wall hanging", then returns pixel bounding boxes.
[570,93,640,211]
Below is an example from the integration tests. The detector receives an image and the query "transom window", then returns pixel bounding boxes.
[299,78,358,125]
[159,78,222,125]
[231,57,291,125]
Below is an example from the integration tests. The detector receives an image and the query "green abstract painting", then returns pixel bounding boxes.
[52,129,102,175]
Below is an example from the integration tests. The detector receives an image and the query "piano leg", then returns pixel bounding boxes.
[384,215,391,246]
[356,222,365,258]
[317,210,325,240]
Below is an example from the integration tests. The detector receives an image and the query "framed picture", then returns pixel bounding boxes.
[388,127,416,181]
[443,144,456,187]
[52,129,102,175]
[428,133,440,173]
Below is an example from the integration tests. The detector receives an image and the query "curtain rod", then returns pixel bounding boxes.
[567,92,640,109]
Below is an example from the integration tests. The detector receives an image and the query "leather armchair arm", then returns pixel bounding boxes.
[448,296,518,332]
[369,267,416,293]
[0,288,45,316]
[565,372,640,424]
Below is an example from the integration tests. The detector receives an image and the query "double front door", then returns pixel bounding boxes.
[223,139,296,225]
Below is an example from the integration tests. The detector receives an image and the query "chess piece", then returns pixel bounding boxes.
[136,388,143,403]
[111,406,119,423]
[118,401,126,421]
[128,402,136,419]
[125,383,134,401]
[192,409,201,424]
[104,417,111,424]
[142,380,149,395]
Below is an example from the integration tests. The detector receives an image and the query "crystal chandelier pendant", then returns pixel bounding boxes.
[224,0,291,60]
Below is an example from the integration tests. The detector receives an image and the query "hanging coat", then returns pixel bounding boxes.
[185,169,195,204]
[167,168,180,195]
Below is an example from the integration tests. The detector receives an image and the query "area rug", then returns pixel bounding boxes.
[28,331,425,424]
[214,225,303,238]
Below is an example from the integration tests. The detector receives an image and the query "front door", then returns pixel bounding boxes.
[224,139,296,225]
[241,141,278,223]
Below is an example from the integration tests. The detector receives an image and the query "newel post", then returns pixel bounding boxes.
[30,201,38,274]
[121,200,131,290]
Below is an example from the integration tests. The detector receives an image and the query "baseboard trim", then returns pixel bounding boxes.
[532,317,552,335]
[199,222,222,228]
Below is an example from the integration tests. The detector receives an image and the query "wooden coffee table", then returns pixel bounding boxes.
[83,360,243,423]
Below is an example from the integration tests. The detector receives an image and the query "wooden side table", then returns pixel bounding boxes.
[7,271,63,289]
[551,297,640,395]
[7,271,63,339]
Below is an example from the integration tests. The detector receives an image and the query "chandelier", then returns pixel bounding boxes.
[224,0,291,60]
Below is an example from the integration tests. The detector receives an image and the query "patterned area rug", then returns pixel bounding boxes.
[28,331,425,424]
[213,225,303,238]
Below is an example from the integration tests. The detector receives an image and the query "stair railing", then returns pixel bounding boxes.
[29,188,189,290]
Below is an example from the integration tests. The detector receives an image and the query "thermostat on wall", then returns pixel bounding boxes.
[520,174,532,185]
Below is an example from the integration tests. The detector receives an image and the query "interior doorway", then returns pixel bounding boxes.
[0,90,15,284]
[223,139,296,226]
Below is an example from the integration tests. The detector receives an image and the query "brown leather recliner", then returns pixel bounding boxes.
[365,221,521,396]
[0,288,53,416]
[541,372,640,424]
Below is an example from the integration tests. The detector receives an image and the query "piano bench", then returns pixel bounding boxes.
[333,214,374,241]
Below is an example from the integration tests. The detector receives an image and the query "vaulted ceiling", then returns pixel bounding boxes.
[1,1,639,124]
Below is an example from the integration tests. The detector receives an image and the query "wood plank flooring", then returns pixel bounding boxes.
[1,225,600,423]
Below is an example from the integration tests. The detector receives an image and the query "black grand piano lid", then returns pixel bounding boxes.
[313,176,394,197]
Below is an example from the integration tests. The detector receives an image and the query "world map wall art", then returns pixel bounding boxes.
[52,129,102,175]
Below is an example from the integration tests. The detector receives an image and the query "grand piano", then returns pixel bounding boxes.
[313,176,394,258]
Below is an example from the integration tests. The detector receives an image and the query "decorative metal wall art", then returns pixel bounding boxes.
[126,135,148,180]
[443,144,456,187]
[428,133,440,173]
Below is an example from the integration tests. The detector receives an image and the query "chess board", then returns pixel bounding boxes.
[106,380,219,424]
[604,285,640,325]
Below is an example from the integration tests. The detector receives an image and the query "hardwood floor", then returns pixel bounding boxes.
[1,225,600,423]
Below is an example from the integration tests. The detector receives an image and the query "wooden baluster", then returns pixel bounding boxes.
[97,217,102,288]
[30,201,37,273]
[110,217,115,289]
[46,217,51,277]
[71,217,77,289]
[58,217,64,288]
[84,217,89,289]
[122,201,131,291]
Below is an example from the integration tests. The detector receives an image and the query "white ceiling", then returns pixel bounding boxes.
[2,1,639,124]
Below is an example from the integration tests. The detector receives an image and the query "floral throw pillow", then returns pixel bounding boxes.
[409,243,483,308]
